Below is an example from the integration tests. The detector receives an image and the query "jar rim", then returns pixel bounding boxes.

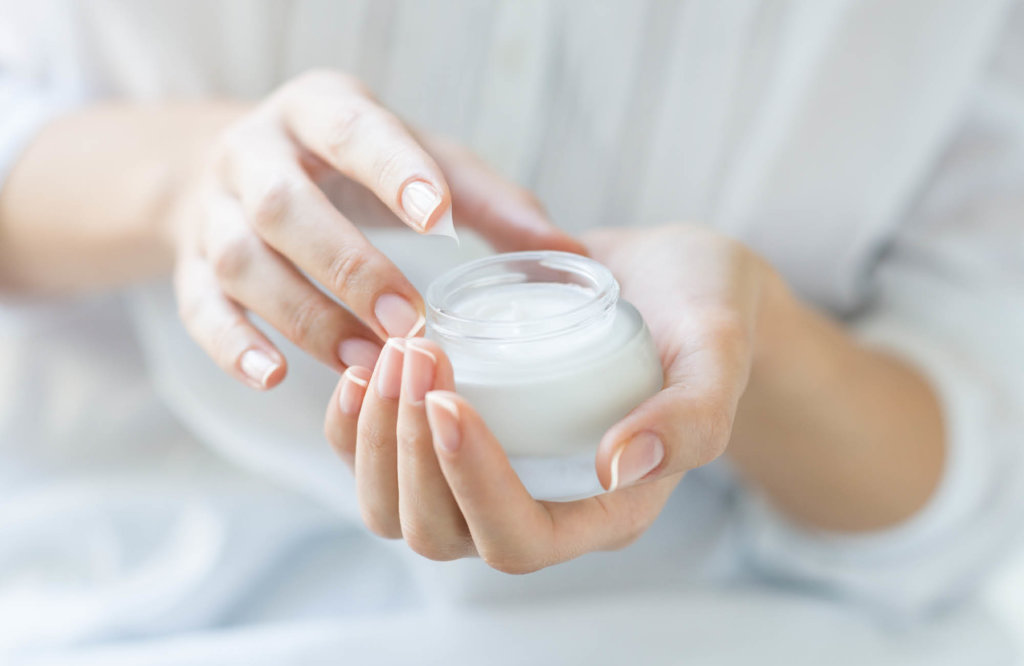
[425,251,619,343]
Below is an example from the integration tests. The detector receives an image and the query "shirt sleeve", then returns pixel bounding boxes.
[734,6,1024,620]
[0,78,76,182]
[0,1,83,188]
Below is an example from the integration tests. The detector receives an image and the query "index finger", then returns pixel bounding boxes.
[278,70,452,234]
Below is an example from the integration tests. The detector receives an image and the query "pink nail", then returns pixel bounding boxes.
[374,293,424,338]
[425,392,461,453]
[375,338,405,399]
[338,366,371,416]
[338,338,382,369]
[609,432,665,490]
[403,340,436,404]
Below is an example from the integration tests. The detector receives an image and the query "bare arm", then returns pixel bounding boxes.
[727,273,945,532]
[0,102,244,293]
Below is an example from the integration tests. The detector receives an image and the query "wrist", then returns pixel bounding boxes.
[157,101,252,260]
[748,259,801,391]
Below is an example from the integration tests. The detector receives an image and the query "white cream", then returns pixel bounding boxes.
[426,251,664,500]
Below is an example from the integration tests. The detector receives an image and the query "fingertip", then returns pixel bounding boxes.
[407,338,455,391]
[425,390,462,454]
[339,365,372,416]
[239,347,287,389]
[604,432,665,492]
[399,177,451,233]
[553,235,589,257]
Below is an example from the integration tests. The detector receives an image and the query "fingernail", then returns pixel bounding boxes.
[401,179,443,231]
[374,293,424,338]
[338,366,371,416]
[375,338,405,399]
[425,392,461,453]
[609,432,665,491]
[239,349,279,388]
[403,340,436,404]
[338,338,382,368]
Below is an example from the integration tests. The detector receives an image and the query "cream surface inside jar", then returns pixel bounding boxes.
[426,251,664,500]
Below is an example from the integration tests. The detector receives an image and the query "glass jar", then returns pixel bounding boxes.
[426,251,663,500]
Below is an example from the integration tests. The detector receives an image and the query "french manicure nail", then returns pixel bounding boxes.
[403,340,436,404]
[425,392,461,453]
[374,293,424,338]
[338,366,371,416]
[609,432,665,491]
[375,338,405,399]
[338,338,382,369]
[401,179,443,231]
[239,349,279,388]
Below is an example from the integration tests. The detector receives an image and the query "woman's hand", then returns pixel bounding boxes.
[169,69,582,389]
[323,224,783,571]
[324,337,682,572]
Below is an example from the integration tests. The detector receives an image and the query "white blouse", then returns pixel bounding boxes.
[2,1,1024,664]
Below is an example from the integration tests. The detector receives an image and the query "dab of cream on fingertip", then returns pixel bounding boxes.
[425,206,459,246]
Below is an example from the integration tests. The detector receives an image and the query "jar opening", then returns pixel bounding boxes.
[425,251,619,343]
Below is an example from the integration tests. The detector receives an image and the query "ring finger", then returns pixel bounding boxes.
[355,338,406,538]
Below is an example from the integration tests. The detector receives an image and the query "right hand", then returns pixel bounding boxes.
[169,69,582,389]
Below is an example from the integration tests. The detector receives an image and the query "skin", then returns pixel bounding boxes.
[0,70,584,389]
[325,225,945,573]
[0,68,945,570]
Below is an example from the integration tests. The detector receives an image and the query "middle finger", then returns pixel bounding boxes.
[396,339,471,560]
[220,127,426,340]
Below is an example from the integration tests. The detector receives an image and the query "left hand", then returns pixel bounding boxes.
[323,223,785,572]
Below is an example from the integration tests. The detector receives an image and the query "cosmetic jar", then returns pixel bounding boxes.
[426,251,663,500]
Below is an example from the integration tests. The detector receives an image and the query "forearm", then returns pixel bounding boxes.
[727,276,945,532]
[0,101,246,294]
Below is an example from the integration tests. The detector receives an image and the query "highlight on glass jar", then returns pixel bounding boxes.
[425,251,664,501]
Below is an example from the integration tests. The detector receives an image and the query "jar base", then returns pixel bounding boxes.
[509,453,605,502]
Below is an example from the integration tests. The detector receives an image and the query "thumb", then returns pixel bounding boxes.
[423,136,586,255]
[595,386,733,491]
[595,331,751,491]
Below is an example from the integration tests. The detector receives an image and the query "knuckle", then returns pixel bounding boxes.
[695,404,733,467]
[372,146,413,192]
[325,246,372,295]
[249,175,303,232]
[210,234,257,283]
[323,103,370,157]
[284,293,330,347]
